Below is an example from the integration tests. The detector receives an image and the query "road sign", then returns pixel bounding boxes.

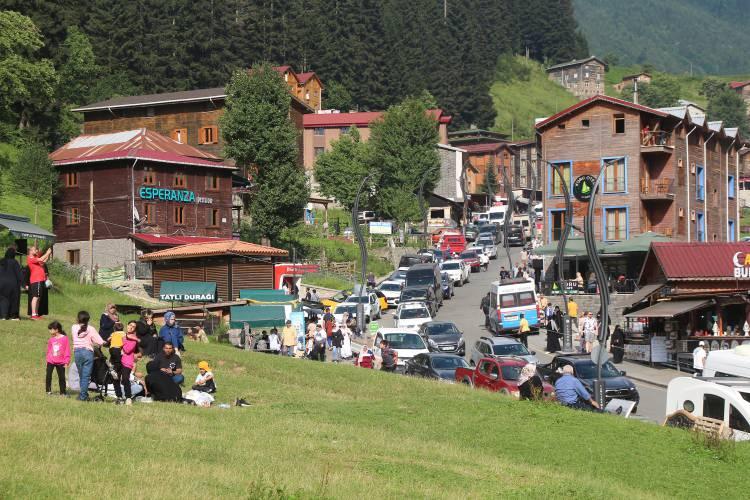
[369,321,379,334]
[573,175,596,202]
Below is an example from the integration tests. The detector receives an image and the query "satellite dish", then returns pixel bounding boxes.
[591,344,609,366]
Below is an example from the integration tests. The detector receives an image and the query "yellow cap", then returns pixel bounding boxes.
[198,361,210,371]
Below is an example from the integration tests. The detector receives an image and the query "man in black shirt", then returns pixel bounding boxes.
[153,342,183,385]
[380,339,398,372]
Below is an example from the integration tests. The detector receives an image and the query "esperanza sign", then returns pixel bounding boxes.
[732,252,750,278]
[139,187,213,204]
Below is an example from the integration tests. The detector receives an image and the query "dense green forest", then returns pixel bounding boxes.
[574,0,750,75]
[0,0,586,145]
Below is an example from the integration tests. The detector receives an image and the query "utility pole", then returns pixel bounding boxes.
[633,80,639,105]
[444,0,447,18]
[89,180,94,283]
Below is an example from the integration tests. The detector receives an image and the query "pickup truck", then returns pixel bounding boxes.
[455,356,554,399]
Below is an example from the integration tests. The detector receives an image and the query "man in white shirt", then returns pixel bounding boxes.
[693,341,707,376]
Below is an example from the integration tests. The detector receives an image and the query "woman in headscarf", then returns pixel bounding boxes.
[518,363,543,400]
[546,306,562,353]
[98,303,118,342]
[340,322,353,359]
[610,325,626,364]
[159,311,185,354]
[135,308,158,357]
[0,247,22,320]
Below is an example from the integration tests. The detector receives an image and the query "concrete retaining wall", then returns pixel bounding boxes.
[545,293,634,327]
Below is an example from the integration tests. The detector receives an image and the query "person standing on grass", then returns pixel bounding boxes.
[135,309,158,357]
[113,321,138,405]
[323,307,335,350]
[45,321,70,396]
[98,304,118,343]
[312,324,327,362]
[331,323,344,363]
[380,339,398,372]
[340,323,353,359]
[27,246,51,320]
[72,311,105,402]
[281,320,298,357]
[0,248,23,320]
[268,328,281,354]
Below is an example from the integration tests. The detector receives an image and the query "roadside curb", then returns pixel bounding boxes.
[626,374,669,389]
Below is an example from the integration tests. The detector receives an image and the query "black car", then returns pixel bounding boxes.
[538,354,640,410]
[398,253,431,268]
[418,321,465,355]
[404,353,469,381]
[440,272,454,300]
[399,285,439,317]
[504,225,524,246]
[463,224,479,242]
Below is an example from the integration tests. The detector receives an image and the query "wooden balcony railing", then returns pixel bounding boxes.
[640,178,675,200]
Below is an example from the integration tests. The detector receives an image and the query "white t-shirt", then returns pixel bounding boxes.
[268,333,281,351]
[195,371,214,385]
[693,347,707,369]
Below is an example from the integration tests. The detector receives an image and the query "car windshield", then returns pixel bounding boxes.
[336,305,357,315]
[385,333,426,349]
[428,323,460,335]
[740,391,750,404]
[460,252,476,259]
[399,308,429,319]
[501,365,523,380]
[441,262,460,270]
[479,226,495,233]
[432,357,469,370]
[489,212,504,220]
[345,296,369,303]
[492,343,530,356]
[391,270,407,280]
[330,291,348,302]
[573,361,622,378]
[379,283,401,292]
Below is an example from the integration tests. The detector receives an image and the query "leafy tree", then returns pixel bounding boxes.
[378,186,423,226]
[7,140,58,223]
[324,81,354,111]
[699,77,727,101]
[58,26,100,106]
[603,52,620,67]
[479,159,499,195]
[634,75,681,108]
[220,63,309,242]
[313,127,372,210]
[707,87,748,131]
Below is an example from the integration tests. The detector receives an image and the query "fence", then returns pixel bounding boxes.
[541,278,638,295]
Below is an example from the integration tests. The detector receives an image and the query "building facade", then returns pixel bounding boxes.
[537,95,745,245]
[50,129,235,269]
[546,56,607,99]
[613,72,652,93]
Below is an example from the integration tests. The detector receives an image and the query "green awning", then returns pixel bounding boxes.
[601,231,673,254]
[534,238,604,257]
[0,213,55,241]
[238,289,291,303]
[159,281,216,302]
[230,305,287,328]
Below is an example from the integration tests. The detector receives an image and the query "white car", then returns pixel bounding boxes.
[467,244,491,266]
[473,238,497,259]
[374,328,430,367]
[389,266,410,287]
[440,259,469,286]
[336,291,381,322]
[377,280,403,307]
[394,302,433,329]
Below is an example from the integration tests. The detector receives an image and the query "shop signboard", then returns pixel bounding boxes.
[732,251,750,278]
[139,186,213,205]
[369,221,393,235]
[573,175,596,202]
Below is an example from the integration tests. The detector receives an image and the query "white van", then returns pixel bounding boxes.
[488,206,507,226]
[703,345,750,378]
[475,212,489,223]
[487,278,539,335]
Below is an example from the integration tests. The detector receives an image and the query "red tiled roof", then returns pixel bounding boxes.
[729,81,750,89]
[296,72,319,85]
[49,129,233,169]
[650,242,750,280]
[303,111,384,128]
[139,239,288,261]
[535,95,669,131]
[461,143,505,154]
[130,233,234,248]
[273,65,292,74]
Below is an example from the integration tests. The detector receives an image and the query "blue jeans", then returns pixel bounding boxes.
[332,346,340,362]
[74,348,94,401]
[172,374,184,385]
[283,345,295,356]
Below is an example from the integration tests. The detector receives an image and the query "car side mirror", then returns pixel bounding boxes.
[489,373,499,380]
[530,350,536,355]
[620,370,627,376]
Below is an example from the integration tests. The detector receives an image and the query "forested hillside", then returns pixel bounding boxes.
[574,0,750,75]
[0,0,586,138]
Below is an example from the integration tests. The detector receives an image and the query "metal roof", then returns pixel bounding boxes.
[648,242,750,281]
[0,213,55,241]
[624,299,711,318]
[546,56,607,72]
[139,239,288,261]
[303,111,383,128]
[130,233,233,248]
[535,95,669,131]
[72,88,226,112]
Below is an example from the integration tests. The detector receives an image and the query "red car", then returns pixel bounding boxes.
[455,357,555,399]
[459,250,481,272]
[439,234,466,255]
[431,228,460,245]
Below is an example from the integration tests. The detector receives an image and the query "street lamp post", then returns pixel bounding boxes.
[352,173,375,334]
[419,170,430,249]
[499,165,515,272]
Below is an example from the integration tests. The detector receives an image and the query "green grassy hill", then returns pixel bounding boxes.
[1,263,748,497]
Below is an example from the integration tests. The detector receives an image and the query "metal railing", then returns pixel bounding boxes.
[541,278,638,295]
[641,130,672,147]
[640,178,675,197]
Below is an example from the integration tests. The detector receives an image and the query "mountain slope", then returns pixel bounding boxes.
[574,0,750,75]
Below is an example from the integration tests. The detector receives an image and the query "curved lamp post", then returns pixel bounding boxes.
[500,165,515,271]
[352,173,376,334]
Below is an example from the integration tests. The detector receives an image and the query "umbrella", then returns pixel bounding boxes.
[601,231,672,254]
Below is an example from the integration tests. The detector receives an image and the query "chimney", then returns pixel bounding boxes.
[633,80,639,105]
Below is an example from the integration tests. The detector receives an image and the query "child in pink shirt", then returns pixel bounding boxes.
[46,321,70,395]
[114,321,140,405]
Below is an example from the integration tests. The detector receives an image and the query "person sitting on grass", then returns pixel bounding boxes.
[145,342,183,402]
[554,365,600,411]
[154,342,183,385]
[159,312,185,354]
[45,321,70,396]
[192,361,216,393]
[188,325,208,343]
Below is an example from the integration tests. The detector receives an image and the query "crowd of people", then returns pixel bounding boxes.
[0,245,52,320]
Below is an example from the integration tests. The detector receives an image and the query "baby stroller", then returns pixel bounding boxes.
[90,347,118,401]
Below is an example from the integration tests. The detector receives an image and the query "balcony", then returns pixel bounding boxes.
[641,131,673,154]
[640,178,675,201]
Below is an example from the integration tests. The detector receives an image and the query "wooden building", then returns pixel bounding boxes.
[295,72,324,111]
[613,72,652,93]
[546,56,607,100]
[139,240,288,302]
[50,129,235,269]
[536,95,746,245]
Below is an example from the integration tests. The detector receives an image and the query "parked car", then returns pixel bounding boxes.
[474,212,489,223]
[418,321,465,355]
[389,267,410,287]
[373,328,430,368]
[488,205,508,226]
[470,336,537,367]
[440,259,470,285]
[431,228,461,245]
[440,272,454,300]
[405,353,469,382]
[337,291,382,321]
[398,254,431,268]
[537,354,640,410]
[321,290,350,309]
[487,279,540,336]
[463,224,479,242]
[478,224,501,244]
[504,224,524,246]
[439,234,467,255]
[405,263,443,308]
[459,250,482,273]
[399,285,439,317]
[332,303,360,325]
[394,302,433,329]
[465,245,490,270]
[455,357,555,398]
[377,280,403,308]
[476,233,496,249]
[357,210,376,223]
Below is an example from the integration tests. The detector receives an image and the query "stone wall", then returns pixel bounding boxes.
[54,238,134,270]
[545,293,634,327]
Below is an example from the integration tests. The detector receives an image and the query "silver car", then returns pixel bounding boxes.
[469,336,537,367]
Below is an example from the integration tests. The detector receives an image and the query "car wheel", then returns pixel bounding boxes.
[462,378,473,386]
[499,388,511,396]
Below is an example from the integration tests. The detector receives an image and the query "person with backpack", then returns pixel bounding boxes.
[331,324,345,363]
[71,311,105,401]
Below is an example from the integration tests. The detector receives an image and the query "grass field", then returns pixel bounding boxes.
[1,263,749,498]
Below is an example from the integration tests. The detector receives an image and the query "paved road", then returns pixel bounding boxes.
[377,242,667,423]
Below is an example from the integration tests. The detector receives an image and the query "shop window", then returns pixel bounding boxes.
[170,128,187,144]
[65,171,78,187]
[613,113,626,134]
[173,172,187,188]
[199,126,218,145]
[430,209,445,219]
[728,175,735,198]
[549,161,571,197]
[206,174,220,191]
[314,127,325,136]
[703,394,725,420]
[173,206,185,225]
[603,207,628,241]
[143,167,156,185]
[314,147,325,158]
[603,157,626,193]
[66,207,80,225]
[339,127,349,134]
[144,204,156,224]
[209,209,220,227]
[66,249,80,266]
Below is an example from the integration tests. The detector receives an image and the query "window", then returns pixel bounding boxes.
[314,127,325,136]
[430,209,445,219]
[557,123,566,130]
[603,207,628,241]
[613,113,626,134]
[518,292,535,306]
[703,394,725,420]
[314,147,325,158]
[696,166,705,200]
[728,175,736,199]
[170,128,187,144]
[144,204,156,225]
[143,167,155,185]
[339,127,350,134]
[65,171,78,187]
[500,294,517,308]
[549,209,566,241]
[549,161,571,196]
[199,126,218,145]
[173,172,187,188]
[582,119,590,128]
[146,107,155,117]
[696,212,705,242]
[209,209,220,227]
[173,206,184,225]
[206,174,220,190]
[66,207,80,225]
[728,220,736,242]
[729,404,750,433]
[603,157,626,193]
[66,249,80,266]
[677,158,684,186]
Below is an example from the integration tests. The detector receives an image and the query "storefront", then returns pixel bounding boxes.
[623,242,750,366]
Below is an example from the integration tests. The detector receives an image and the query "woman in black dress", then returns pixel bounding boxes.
[610,325,625,363]
[0,248,23,319]
[135,309,159,357]
[518,364,544,400]
[546,306,562,353]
